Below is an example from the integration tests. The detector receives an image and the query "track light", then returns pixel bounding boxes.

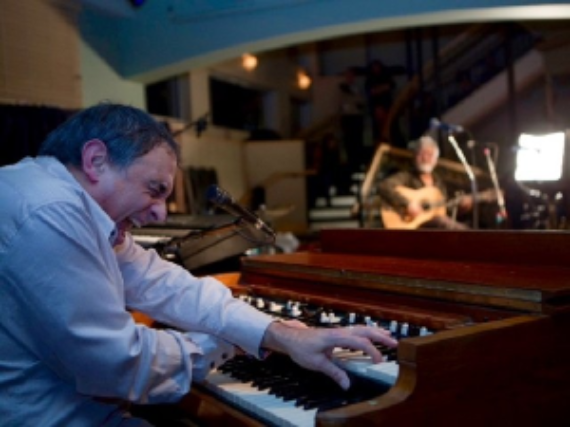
[129,0,146,9]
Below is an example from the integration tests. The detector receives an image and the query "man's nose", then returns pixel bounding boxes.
[149,201,167,223]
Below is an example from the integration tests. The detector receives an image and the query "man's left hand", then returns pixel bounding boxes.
[261,322,398,390]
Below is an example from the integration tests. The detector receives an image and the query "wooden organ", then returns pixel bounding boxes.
[178,229,570,426]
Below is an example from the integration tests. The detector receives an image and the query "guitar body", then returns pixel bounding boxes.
[381,186,447,229]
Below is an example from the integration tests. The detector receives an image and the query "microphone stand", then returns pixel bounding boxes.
[162,217,273,272]
[447,134,479,229]
[179,217,275,246]
[483,147,507,225]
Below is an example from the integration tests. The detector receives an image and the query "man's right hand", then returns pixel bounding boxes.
[406,200,422,218]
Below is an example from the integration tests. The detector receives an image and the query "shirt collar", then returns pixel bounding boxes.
[36,156,118,244]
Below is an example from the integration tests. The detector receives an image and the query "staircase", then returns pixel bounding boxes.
[383,22,539,146]
[304,23,570,231]
[307,172,364,231]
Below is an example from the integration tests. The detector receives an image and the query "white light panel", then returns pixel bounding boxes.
[514,132,565,181]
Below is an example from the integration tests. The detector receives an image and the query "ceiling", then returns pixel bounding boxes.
[76,0,570,82]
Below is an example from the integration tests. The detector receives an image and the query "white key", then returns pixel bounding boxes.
[203,370,318,427]
[333,347,399,386]
[333,348,372,376]
[365,361,399,385]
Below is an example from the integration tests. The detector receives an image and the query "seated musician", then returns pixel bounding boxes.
[0,103,397,426]
[377,135,472,230]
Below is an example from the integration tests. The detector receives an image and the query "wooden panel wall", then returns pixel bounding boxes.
[0,0,82,109]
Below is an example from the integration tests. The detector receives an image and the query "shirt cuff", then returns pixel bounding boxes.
[185,332,235,382]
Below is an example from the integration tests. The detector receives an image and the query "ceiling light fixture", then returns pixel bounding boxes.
[297,69,311,90]
[242,53,258,71]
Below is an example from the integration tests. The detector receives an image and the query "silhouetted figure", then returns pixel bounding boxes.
[365,60,395,142]
[315,133,344,206]
[339,67,365,175]
[409,91,436,142]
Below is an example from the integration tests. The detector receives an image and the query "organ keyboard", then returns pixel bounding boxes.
[178,229,570,426]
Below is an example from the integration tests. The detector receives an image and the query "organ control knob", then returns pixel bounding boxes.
[328,312,341,324]
[256,298,265,309]
[389,320,398,334]
[320,312,330,324]
[419,326,432,336]
[290,305,302,317]
[401,322,409,337]
[348,312,356,324]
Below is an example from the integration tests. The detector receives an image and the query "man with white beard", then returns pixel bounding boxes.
[377,135,472,229]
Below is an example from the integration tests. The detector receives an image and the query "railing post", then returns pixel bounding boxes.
[505,23,518,148]
[431,26,441,118]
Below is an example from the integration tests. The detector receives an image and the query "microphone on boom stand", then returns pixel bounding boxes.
[206,185,276,245]
[430,118,479,229]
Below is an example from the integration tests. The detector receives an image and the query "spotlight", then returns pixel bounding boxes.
[514,132,565,182]
[242,54,258,71]
[297,69,311,90]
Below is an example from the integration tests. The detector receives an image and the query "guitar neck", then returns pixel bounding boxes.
[449,189,496,207]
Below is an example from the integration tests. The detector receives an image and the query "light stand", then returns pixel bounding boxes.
[483,147,508,225]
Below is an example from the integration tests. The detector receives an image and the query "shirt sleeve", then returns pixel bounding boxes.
[377,170,412,209]
[1,203,236,404]
[115,234,274,358]
[184,332,236,382]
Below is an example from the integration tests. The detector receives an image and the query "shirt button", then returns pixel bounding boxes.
[222,353,228,360]
[210,361,216,369]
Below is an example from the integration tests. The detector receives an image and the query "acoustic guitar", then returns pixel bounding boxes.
[380,185,498,229]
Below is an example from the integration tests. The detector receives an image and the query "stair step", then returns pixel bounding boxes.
[310,220,360,231]
[315,196,357,208]
[309,207,354,221]
[351,172,366,181]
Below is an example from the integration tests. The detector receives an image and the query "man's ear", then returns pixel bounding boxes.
[82,139,109,183]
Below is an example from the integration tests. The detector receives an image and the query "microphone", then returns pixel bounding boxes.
[430,118,464,134]
[206,185,276,240]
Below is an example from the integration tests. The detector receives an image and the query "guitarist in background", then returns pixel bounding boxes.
[377,135,472,229]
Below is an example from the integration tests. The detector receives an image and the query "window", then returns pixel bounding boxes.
[146,75,188,119]
[209,77,264,131]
